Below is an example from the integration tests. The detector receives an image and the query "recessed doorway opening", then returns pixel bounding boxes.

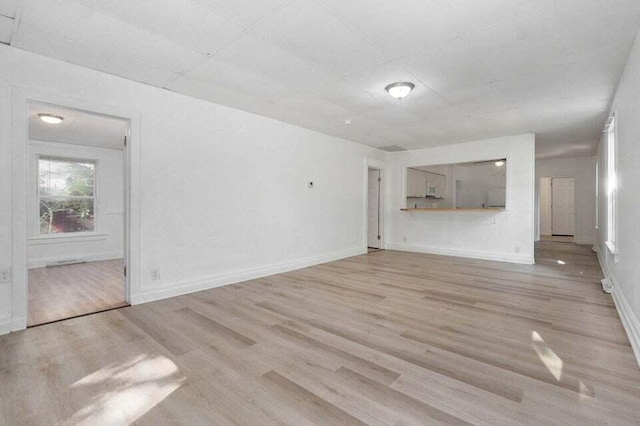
[540,176,575,243]
[367,167,384,252]
[27,102,129,326]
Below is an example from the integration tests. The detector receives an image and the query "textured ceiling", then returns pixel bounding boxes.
[5,0,640,158]
[29,103,128,150]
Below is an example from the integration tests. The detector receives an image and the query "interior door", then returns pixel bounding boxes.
[539,177,552,235]
[552,177,575,236]
[367,169,380,248]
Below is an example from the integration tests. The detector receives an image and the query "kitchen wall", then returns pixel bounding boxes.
[452,163,506,209]
[0,45,387,334]
[535,156,596,245]
[596,28,640,364]
[27,140,124,268]
[388,133,536,264]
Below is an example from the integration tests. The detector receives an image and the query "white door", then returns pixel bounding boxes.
[552,177,575,236]
[368,169,380,248]
[540,177,552,235]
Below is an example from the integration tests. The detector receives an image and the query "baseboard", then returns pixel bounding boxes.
[386,243,535,265]
[0,317,26,335]
[595,246,640,367]
[130,246,366,305]
[28,251,123,269]
[611,287,640,368]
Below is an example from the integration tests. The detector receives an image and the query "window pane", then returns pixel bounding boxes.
[39,198,95,234]
[39,157,95,197]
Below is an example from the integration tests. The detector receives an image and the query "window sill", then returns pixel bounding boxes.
[29,233,108,245]
[605,241,618,255]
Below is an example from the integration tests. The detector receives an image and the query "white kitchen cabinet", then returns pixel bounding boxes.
[434,174,446,198]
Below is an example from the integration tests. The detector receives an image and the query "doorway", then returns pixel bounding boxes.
[540,177,575,242]
[367,168,383,251]
[27,103,129,326]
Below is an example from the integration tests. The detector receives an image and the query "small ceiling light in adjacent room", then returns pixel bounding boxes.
[495,160,505,167]
[344,119,352,125]
[38,113,64,124]
[385,82,415,99]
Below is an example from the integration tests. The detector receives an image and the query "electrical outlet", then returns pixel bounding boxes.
[403,236,407,243]
[0,269,10,283]
[151,268,160,281]
[514,247,520,254]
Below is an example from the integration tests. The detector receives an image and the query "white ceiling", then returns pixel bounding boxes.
[7,0,640,158]
[29,103,128,150]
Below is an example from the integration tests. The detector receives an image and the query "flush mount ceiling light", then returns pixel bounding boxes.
[38,113,64,124]
[385,82,415,99]
[495,160,505,167]
[343,119,352,125]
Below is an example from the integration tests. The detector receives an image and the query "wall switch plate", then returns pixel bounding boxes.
[0,268,10,283]
[307,181,314,189]
[151,268,160,281]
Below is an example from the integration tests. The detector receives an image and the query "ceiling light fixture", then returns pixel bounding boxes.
[344,119,352,125]
[495,160,505,167]
[385,82,415,99]
[38,113,64,124]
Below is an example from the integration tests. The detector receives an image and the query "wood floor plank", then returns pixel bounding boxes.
[28,259,127,326]
[2,241,640,425]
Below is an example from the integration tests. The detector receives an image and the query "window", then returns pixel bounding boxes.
[606,115,617,253]
[38,156,96,235]
[594,160,599,230]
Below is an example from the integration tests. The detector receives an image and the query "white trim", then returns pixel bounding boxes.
[364,157,388,251]
[611,287,640,368]
[387,243,535,265]
[28,251,123,269]
[28,233,108,245]
[0,317,26,335]
[605,240,618,255]
[596,246,640,367]
[10,87,141,333]
[131,246,365,305]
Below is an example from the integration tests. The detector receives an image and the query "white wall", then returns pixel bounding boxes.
[387,134,536,264]
[535,156,596,244]
[0,45,387,333]
[596,29,640,364]
[27,141,124,268]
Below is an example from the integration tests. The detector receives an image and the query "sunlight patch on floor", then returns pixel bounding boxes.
[66,354,185,425]
[532,331,563,381]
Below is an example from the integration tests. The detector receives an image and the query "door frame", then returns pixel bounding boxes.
[363,159,386,251]
[537,175,577,239]
[550,176,576,236]
[10,87,142,332]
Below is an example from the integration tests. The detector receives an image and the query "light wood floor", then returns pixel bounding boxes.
[541,235,575,243]
[3,243,639,425]
[28,259,127,326]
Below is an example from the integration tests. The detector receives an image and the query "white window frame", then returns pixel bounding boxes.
[36,155,99,238]
[605,115,618,255]
[594,159,599,230]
